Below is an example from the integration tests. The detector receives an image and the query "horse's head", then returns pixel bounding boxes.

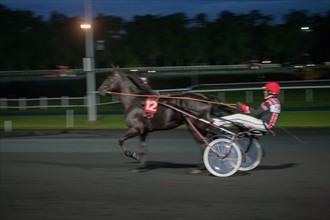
[98,68,123,96]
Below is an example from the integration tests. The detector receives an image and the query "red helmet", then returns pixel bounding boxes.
[263,82,280,95]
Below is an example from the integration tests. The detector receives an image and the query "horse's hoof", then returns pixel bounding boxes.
[132,153,140,161]
[189,168,206,175]
[130,166,148,173]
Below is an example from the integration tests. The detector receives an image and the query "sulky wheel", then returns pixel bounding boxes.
[203,137,242,177]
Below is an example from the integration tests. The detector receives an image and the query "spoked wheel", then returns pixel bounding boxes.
[203,137,242,177]
[237,137,263,171]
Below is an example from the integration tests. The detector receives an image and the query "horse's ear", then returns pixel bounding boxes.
[112,65,122,78]
[111,64,120,69]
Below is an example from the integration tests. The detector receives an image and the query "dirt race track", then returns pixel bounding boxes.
[1,128,329,220]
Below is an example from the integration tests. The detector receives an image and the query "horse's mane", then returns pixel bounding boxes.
[125,73,155,95]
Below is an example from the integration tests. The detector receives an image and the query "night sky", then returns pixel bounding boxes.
[1,0,329,23]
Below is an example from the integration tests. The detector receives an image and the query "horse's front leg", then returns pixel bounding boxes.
[119,127,140,160]
[137,132,149,168]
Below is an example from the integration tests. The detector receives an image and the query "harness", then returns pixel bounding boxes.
[106,91,237,109]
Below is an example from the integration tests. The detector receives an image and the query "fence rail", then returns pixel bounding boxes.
[1,81,329,110]
[0,64,284,77]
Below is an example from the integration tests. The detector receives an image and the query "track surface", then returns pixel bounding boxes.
[1,128,329,220]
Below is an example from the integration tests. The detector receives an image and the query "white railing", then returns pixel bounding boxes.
[0,81,329,110]
[0,95,122,110]
[1,96,87,110]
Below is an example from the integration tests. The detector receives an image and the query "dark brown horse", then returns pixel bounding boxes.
[98,67,213,170]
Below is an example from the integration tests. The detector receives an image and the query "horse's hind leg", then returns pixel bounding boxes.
[185,121,208,173]
[119,127,139,160]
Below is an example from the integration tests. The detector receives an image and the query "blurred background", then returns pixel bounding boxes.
[0,0,329,128]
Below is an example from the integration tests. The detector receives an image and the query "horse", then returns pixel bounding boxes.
[98,67,214,171]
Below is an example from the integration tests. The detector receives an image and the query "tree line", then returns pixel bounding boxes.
[0,4,329,70]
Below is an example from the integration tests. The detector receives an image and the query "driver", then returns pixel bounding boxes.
[212,82,281,131]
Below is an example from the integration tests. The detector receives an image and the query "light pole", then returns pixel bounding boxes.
[81,0,96,122]
[300,26,313,65]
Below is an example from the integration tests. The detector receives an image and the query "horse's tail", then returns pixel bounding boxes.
[209,95,239,117]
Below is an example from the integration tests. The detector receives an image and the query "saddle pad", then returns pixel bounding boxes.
[143,97,159,118]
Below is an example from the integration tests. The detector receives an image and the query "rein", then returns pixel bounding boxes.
[106,91,237,109]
